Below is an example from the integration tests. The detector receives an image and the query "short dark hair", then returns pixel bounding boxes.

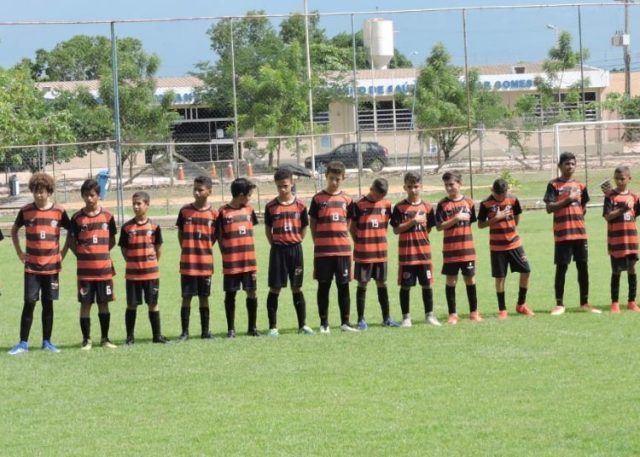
[194,175,213,190]
[442,170,462,183]
[371,177,388,195]
[132,191,150,204]
[404,171,421,185]
[326,161,346,177]
[80,179,100,196]
[492,178,509,195]
[614,165,631,177]
[28,172,55,194]
[274,168,293,182]
[230,177,256,198]
[558,151,576,165]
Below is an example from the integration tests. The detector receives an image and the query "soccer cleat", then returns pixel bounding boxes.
[447,314,459,325]
[357,319,368,331]
[340,323,359,333]
[627,301,640,312]
[497,310,508,320]
[42,340,60,353]
[247,328,262,337]
[125,335,135,346]
[516,304,535,316]
[152,335,170,344]
[227,329,236,339]
[550,305,566,316]
[177,332,189,342]
[382,318,401,327]
[299,325,315,335]
[400,317,412,328]
[201,332,213,339]
[425,314,442,327]
[580,304,602,314]
[267,328,279,337]
[81,339,92,351]
[610,302,621,313]
[100,338,117,349]
[319,325,331,334]
[8,341,28,355]
[469,311,483,322]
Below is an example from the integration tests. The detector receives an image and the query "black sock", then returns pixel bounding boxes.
[517,287,527,306]
[445,285,457,315]
[148,311,161,339]
[629,274,637,302]
[98,312,110,340]
[356,287,366,321]
[337,283,350,325]
[266,292,278,329]
[377,287,390,321]
[317,282,330,326]
[497,292,506,311]
[180,306,190,334]
[554,264,568,305]
[400,288,410,315]
[80,317,91,340]
[611,273,621,303]
[422,287,433,314]
[246,297,258,332]
[125,309,137,338]
[293,291,306,329]
[577,261,589,305]
[224,292,236,331]
[42,299,54,341]
[466,284,478,313]
[199,307,210,335]
[19,301,36,342]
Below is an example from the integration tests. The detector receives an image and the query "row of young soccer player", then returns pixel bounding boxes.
[5,152,639,354]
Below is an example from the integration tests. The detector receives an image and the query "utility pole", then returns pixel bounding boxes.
[614,0,633,97]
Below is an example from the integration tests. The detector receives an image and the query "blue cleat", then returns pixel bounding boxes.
[42,340,60,353]
[383,318,401,328]
[357,319,368,331]
[8,341,29,355]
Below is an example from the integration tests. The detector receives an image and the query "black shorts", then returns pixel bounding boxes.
[78,279,115,305]
[314,256,352,284]
[268,244,304,289]
[224,272,257,292]
[126,279,160,306]
[555,239,588,265]
[397,264,432,288]
[181,275,212,298]
[355,262,387,284]
[441,261,476,277]
[24,272,60,302]
[611,254,639,273]
[490,247,531,278]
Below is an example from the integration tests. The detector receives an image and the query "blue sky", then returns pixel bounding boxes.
[0,1,635,77]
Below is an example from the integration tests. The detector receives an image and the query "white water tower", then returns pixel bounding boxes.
[363,18,394,70]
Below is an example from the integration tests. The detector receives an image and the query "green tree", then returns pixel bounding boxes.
[601,92,640,141]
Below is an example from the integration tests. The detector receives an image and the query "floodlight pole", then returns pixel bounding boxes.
[462,9,474,199]
[351,14,363,197]
[230,19,240,178]
[304,0,316,172]
[110,22,125,225]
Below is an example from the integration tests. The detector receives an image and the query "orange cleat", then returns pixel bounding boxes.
[627,301,640,312]
[610,302,621,313]
[447,314,459,325]
[497,310,508,320]
[516,304,535,316]
[469,311,483,322]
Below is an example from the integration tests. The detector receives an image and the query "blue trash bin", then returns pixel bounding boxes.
[96,170,110,200]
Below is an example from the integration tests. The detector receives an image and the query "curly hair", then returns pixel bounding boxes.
[28,173,55,194]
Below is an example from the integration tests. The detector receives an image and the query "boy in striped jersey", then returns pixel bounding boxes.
[309,161,358,333]
[351,177,399,329]
[390,172,439,328]
[119,191,169,344]
[264,168,313,336]
[436,170,480,324]
[176,176,218,340]
[478,178,534,319]
[9,173,70,355]
[602,166,640,313]
[544,152,599,315]
[69,179,118,350]
[217,178,260,338]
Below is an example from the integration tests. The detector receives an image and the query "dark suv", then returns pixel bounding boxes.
[304,142,389,173]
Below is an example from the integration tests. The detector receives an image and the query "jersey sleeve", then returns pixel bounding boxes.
[251,210,258,226]
[68,216,79,238]
[308,197,319,219]
[108,215,117,236]
[543,182,556,204]
[346,199,356,220]
[14,208,25,228]
[426,206,436,230]
[118,225,128,248]
[513,198,522,216]
[603,195,614,217]
[175,209,185,231]
[0,228,4,241]
[264,205,273,227]
[435,202,447,225]
[581,186,590,206]
[154,226,163,245]
[469,201,477,224]
[477,202,488,222]
[390,204,402,228]
[300,205,309,228]
[60,210,71,230]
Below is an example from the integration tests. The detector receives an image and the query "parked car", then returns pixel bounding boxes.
[304,142,389,173]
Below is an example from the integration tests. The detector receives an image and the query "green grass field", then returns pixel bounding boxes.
[1,208,640,456]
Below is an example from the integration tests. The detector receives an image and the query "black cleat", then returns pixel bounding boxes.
[125,335,135,346]
[201,331,213,339]
[247,328,262,337]
[227,329,236,339]
[152,335,170,344]
[177,332,189,342]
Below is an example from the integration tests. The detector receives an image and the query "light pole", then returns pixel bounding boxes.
[614,0,633,97]
[546,24,559,43]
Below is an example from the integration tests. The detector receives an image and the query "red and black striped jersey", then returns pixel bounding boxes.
[603,190,640,258]
[70,208,117,280]
[217,204,258,275]
[477,194,523,252]
[353,196,391,263]
[436,196,477,264]
[176,204,218,276]
[309,190,354,258]
[118,218,163,281]
[390,199,436,266]
[264,198,308,246]
[543,178,590,242]
[14,203,70,275]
